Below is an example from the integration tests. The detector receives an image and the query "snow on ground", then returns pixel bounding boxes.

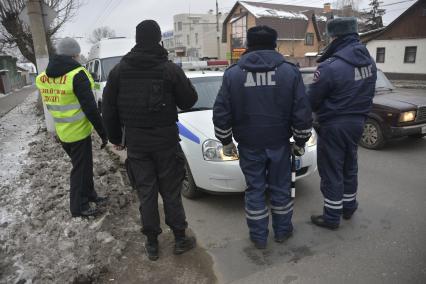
[0,95,216,284]
[0,95,136,283]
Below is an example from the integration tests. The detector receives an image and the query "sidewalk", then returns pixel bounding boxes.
[0,85,37,117]
[391,80,426,90]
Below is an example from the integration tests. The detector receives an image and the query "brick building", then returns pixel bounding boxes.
[222,1,338,65]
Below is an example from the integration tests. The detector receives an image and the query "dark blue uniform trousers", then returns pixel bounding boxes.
[317,120,364,224]
[238,144,293,245]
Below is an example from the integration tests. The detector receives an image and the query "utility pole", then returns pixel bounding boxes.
[26,0,54,132]
[216,0,221,59]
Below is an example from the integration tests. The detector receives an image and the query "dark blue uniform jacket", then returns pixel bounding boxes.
[308,34,377,124]
[213,50,312,148]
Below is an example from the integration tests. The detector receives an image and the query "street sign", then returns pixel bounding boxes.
[19,1,57,29]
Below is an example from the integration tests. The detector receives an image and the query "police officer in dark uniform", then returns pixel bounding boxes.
[308,18,377,229]
[102,20,198,260]
[213,26,312,249]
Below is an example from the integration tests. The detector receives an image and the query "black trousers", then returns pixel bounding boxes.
[126,144,188,237]
[61,135,98,215]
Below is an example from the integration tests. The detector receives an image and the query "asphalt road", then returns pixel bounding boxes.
[183,127,426,283]
[0,86,37,117]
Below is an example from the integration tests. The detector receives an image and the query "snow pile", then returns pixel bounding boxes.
[240,2,308,20]
[0,95,138,283]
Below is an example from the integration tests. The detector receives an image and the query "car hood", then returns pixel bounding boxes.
[374,90,426,110]
[178,110,215,139]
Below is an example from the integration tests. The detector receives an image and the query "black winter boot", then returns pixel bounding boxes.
[173,230,196,255]
[311,215,339,230]
[343,202,358,220]
[145,236,159,261]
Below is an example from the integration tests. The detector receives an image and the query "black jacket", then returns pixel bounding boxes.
[45,55,107,141]
[102,44,198,153]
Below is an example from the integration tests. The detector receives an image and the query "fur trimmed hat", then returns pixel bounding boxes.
[246,25,278,49]
[326,17,358,38]
[136,20,162,45]
[56,37,81,56]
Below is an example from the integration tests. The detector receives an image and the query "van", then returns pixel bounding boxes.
[86,37,134,109]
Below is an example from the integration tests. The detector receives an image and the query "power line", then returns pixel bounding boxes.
[98,0,125,26]
[89,0,115,29]
[360,0,414,11]
[381,0,415,7]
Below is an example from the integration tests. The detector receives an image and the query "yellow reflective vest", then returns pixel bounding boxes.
[36,66,95,143]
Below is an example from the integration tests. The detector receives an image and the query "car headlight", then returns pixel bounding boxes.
[307,131,317,147]
[202,139,238,161]
[399,111,416,122]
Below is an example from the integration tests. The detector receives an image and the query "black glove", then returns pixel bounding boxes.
[313,121,321,136]
[222,142,238,157]
[291,143,305,156]
[100,135,108,149]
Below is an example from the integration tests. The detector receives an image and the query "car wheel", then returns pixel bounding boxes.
[181,161,203,199]
[409,133,426,139]
[360,119,385,149]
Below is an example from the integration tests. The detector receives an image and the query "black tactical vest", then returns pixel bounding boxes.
[117,62,177,128]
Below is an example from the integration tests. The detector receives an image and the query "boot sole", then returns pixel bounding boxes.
[148,255,159,261]
[274,232,293,243]
[312,222,339,230]
[173,243,195,255]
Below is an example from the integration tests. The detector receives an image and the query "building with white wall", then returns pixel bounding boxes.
[168,12,228,60]
[366,39,426,78]
[364,0,426,80]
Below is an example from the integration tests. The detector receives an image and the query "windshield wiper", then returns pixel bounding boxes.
[179,107,212,113]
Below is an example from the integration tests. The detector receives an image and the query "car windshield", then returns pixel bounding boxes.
[183,76,222,112]
[101,56,122,81]
[301,69,395,91]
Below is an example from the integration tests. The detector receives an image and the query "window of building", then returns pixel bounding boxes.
[231,15,247,49]
[195,33,199,45]
[376,47,385,63]
[174,23,177,31]
[404,46,417,63]
[305,33,314,46]
[178,22,182,31]
[187,35,190,45]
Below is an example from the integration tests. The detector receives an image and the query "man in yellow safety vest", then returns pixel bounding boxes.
[36,37,108,218]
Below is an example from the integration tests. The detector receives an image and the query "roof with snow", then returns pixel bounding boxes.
[222,1,371,44]
[239,1,308,20]
[222,1,336,43]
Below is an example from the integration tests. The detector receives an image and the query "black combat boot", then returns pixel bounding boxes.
[90,196,109,206]
[173,230,196,255]
[72,207,99,218]
[311,215,339,230]
[274,231,293,243]
[343,202,358,220]
[145,235,159,261]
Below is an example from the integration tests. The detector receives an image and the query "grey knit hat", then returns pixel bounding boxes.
[56,37,81,56]
[326,17,358,38]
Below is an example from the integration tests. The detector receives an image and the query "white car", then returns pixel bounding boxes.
[179,71,318,198]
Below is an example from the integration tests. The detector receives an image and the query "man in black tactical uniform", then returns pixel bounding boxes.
[102,20,198,261]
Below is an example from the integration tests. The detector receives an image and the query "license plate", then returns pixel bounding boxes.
[295,158,302,170]
[422,126,426,134]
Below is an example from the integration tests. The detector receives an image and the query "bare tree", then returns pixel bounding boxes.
[89,26,116,44]
[0,0,80,65]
